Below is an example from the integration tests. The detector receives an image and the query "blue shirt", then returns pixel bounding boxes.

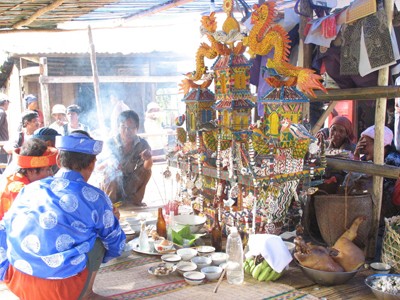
[0,168,126,279]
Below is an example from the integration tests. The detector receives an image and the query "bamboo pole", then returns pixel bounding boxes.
[39,57,51,126]
[298,0,313,122]
[309,86,400,102]
[87,26,106,134]
[327,158,400,179]
[367,0,395,258]
[13,0,65,29]
[311,101,338,135]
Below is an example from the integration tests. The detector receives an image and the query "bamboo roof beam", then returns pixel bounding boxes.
[309,86,400,102]
[122,0,195,23]
[13,0,65,29]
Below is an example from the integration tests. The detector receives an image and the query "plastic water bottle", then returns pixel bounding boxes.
[139,220,150,252]
[226,226,244,285]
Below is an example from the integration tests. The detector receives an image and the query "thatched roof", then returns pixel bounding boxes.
[0,0,260,31]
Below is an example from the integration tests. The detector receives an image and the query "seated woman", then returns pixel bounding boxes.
[316,116,357,193]
[305,116,357,241]
[316,115,356,152]
[346,125,400,257]
[351,125,400,220]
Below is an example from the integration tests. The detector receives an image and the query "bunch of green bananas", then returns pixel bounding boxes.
[243,255,283,282]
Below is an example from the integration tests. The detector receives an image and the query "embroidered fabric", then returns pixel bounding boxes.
[363,10,394,69]
[340,21,362,75]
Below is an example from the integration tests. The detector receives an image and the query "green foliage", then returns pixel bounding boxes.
[171,225,205,246]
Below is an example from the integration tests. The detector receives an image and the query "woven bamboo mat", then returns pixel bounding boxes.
[94,252,318,300]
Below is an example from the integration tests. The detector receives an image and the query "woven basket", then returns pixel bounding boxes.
[314,193,373,247]
[381,216,400,273]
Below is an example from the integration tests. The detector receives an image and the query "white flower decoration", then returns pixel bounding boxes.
[70,254,86,265]
[41,253,64,268]
[14,260,33,275]
[103,210,114,228]
[71,221,88,233]
[59,194,79,212]
[82,186,99,202]
[50,178,69,192]
[55,234,75,252]
[39,211,58,229]
[21,234,41,254]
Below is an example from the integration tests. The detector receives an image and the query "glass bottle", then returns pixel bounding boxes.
[226,226,244,285]
[211,208,222,252]
[157,207,167,239]
[139,220,150,252]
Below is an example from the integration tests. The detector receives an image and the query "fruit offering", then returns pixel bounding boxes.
[243,255,283,282]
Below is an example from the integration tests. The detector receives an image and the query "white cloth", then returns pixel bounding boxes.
[361,125,393,146]
[247,234,292,273]
[304,16,341,48]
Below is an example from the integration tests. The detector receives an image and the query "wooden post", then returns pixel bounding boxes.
[367,0,394,258]
[87,26,106,134]
[39,57,51,126]
[298,0,313,121]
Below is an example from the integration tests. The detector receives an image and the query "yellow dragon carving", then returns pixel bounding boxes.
[245,2,327,97]
[185,0,246,83]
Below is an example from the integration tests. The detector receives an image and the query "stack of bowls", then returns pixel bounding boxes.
[183,271,205,285]
[191,256,212,271]
[176,261,197,275]
[196,246,215,256]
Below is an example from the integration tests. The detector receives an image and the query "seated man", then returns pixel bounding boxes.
[0,131,126,300]
[98,110,152,207]
[0,138,57,220]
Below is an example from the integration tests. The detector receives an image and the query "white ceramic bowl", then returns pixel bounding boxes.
[174,214,207,233]
[196,246,215,256]
[161,254,181,265]
[177,248,198,261]
[211,252,229,265]
[183,271,205,285]
[191,256,212,270]
[284,241,295,255]
[176,261,198,275]
[370,262,391,274]
[154,239,174,253]
[201,266,223,281]
[365,274,400,300]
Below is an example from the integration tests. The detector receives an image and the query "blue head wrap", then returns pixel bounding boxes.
[55,132,103,155]
[24,94,38,106]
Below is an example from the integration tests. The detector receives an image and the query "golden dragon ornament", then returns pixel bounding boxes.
[244,1,327,97]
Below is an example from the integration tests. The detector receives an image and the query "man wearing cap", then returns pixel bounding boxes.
[64,104,90,135]
[0,131,125,300]
[0,94,10,171]
[49,104,67,135]
[33,127,60,148]
[24,94,44,128]
[4,110,40,155]
[0,138,57,220]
